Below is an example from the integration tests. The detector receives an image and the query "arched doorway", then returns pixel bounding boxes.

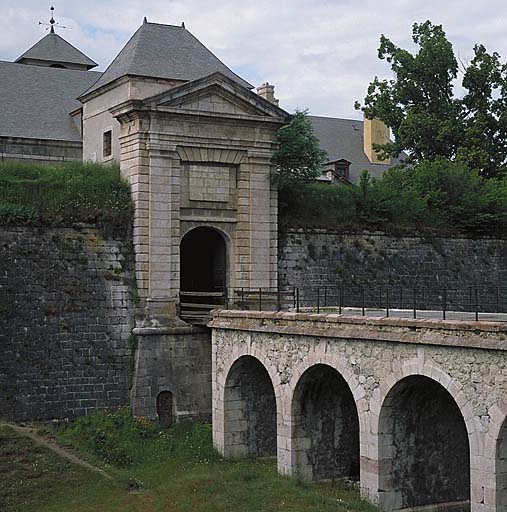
[291,364,360,481]
[180,227,227,322]
[223,356,277,458]
[378,375,470,510]
[180,227,227,292]
[156,390,174,428]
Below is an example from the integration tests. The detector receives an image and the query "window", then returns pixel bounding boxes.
[103,130,112,159]
[334,160,350,181]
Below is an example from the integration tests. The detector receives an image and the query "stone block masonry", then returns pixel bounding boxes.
[210,310,507,512]
[279,227,507,292]
[0,227,135,421]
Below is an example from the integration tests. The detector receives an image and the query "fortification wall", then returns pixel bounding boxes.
[279,227,507,291]
[0,227,135,421]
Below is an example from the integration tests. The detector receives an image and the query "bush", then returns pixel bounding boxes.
[280,159,507,235]
[57,408,220,468]
[0,162,132,234]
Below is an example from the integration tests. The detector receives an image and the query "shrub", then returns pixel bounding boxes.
[57,408,220,468]
[280,158,507,236]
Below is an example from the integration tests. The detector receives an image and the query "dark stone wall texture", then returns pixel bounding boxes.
[0,227,134,421]
[278,228,507,310]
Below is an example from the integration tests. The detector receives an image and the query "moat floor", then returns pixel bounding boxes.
[0,423,378,512]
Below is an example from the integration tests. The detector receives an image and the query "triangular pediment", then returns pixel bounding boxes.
[145,72,288,120]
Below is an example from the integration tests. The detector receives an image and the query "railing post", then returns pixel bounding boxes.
[475,288,479,321]
[362,286,365,316]
[225,287,228,310]
[317,287,320,314]
[339,286,343,315]
[241,287,245,310]
[324,286,327,308]
[293,287,296,309]
[259,287,262,311]
[497,286,500,313]
[400,288,403,309]
[277,288,281,312]
[413,288,417,319]
[442,289,447,320]
[296,288,300,313]
[386,288,390,318]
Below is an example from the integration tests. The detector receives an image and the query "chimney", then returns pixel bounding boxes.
[363,115,391,164]
[256,82,279,106]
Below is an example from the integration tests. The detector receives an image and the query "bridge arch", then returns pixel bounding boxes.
[290,363,360,481]
[493,407,507,511]
[219,354,278,458]
[378,372,471,510]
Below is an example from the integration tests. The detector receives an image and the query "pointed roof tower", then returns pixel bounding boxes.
[16,7,97,72]
[81,20,251,98]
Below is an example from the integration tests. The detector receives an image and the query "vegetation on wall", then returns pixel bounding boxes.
[280,158,507,235]
[0,162,132,235]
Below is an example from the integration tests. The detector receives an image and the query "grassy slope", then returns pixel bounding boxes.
[1,418,378,512]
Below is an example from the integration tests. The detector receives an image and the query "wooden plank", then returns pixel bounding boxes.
[180,291,224,297]
[180,302,224,309]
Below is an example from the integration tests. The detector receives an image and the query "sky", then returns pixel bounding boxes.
[2,1,507,119]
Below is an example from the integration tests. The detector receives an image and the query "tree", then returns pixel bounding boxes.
[271,110,327,190]
[356,20,507,178]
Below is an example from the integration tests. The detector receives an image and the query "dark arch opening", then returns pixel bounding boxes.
[156,390,174,428]
[224,356,276,457]
[180,227,226,292]
[497,417,507,510]
[379,375,470,510]
[292,364,359,481]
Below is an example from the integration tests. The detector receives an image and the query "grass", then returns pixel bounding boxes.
[2,409,379,512]
[0,162,132,235]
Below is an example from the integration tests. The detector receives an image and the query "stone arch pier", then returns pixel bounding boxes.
[210,310,507,512]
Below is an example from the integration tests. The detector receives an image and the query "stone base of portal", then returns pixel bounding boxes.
[131,325,212,424]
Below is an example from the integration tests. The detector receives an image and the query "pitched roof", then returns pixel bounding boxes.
[83,21,252,97]
[0,62,102,141]
[15,32,98,69]
[309,115,405,183]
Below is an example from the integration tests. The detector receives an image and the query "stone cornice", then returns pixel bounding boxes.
[209,310,507,351]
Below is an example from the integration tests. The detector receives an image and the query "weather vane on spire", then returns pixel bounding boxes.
[39,6,66,33]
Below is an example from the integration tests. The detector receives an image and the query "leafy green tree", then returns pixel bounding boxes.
[271,110,327,190]
[356,20,507,178]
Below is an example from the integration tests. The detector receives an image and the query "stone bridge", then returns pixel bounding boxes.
[209,310,507,512]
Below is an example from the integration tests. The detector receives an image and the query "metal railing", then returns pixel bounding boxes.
[206,285,507,322]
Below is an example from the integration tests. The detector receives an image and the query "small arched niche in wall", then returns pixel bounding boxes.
[156,390,174,428]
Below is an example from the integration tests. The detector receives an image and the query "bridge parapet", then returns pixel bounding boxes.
[210,310,507,512]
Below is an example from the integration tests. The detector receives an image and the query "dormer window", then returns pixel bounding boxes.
[335,161,350,179]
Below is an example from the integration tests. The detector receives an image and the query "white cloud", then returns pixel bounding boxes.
[2,0,507,118]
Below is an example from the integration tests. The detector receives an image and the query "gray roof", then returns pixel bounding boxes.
[309,116,405,183]
[15,33,98,69]
[83,21,252,97]
[0,61,102,141]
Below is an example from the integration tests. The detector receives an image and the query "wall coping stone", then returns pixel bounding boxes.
[209,309,507,351]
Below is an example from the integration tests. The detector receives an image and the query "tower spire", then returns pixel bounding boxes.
[49,6,55,33]
[39,6,66,33]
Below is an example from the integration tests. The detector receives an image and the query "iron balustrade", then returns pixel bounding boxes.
[200,285,507,322]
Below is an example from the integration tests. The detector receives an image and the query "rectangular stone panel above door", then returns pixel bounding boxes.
[188,164,233,203]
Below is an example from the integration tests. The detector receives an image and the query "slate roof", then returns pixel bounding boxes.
[82,21,252,97]
[15,32,98,69]
[309,115,406,183]
[0,62,102,141]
